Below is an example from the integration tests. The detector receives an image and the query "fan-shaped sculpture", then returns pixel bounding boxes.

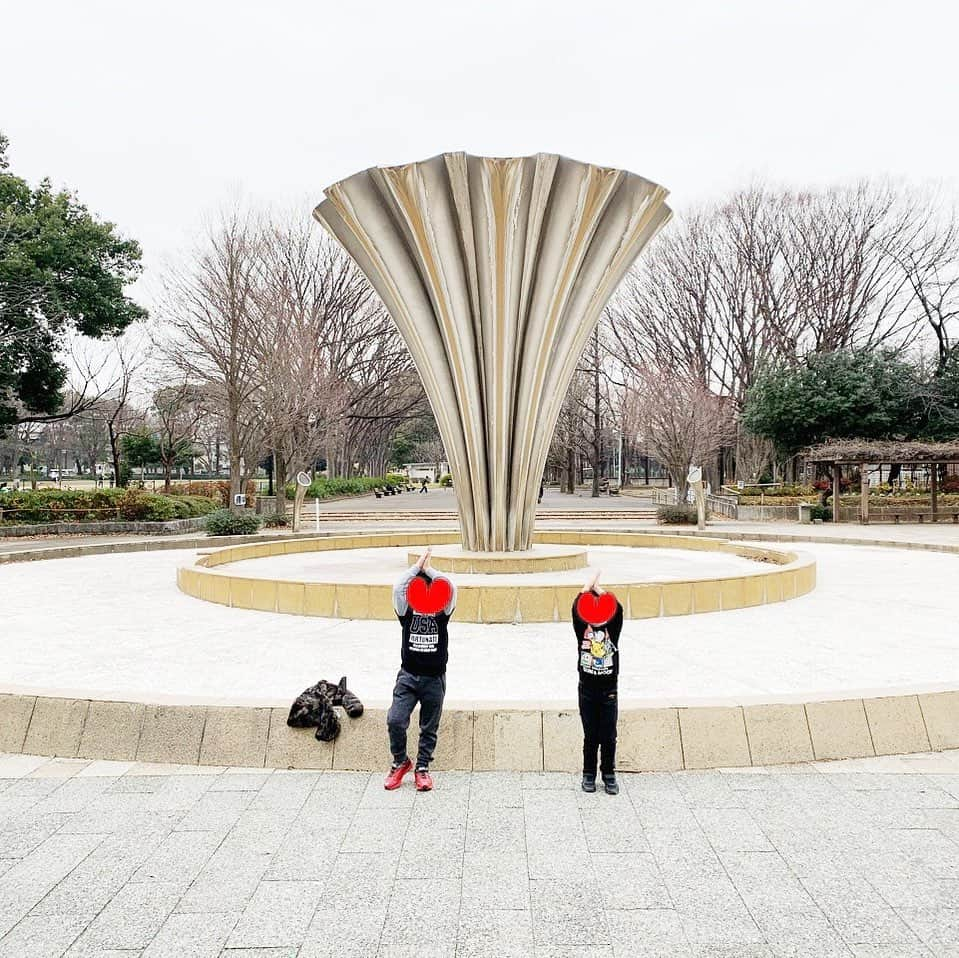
[314,153,671,551]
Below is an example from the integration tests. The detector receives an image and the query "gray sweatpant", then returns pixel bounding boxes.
[387,668,446,769]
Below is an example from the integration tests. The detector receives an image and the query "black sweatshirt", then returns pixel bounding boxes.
[393,566,457,677]
[571,592,624,690]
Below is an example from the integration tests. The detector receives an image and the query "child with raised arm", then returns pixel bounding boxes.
[571,568,624,795]
[384,546,457,792]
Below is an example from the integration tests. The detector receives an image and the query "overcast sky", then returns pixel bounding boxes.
[3,0,958,311]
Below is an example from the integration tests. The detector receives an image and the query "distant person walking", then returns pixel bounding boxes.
[385,546,456,792]
[419,476,429,494]
[571,568,624,795]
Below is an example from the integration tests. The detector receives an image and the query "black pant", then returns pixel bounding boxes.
[578,682,618,776]
[387,668,446,768]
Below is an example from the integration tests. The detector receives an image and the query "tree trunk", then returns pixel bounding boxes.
[564,444,575,494]
[108,425,123,488]
[274,448,289,519]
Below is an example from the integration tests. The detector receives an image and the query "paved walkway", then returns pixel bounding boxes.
[1,751,958,957]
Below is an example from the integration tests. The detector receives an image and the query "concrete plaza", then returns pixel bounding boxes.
[1,750,959,957]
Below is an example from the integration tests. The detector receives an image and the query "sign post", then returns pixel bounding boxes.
[687,465,706,531]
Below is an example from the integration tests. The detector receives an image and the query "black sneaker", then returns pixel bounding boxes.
[581,773,597,793]
[602,774,619,795]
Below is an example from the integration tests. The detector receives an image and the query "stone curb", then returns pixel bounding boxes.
[177,531,817,623]
[0,516,209,538]
[1,690,955,771]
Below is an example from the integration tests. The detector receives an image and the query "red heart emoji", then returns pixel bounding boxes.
[407,576,452,615]
[576,592,618,626]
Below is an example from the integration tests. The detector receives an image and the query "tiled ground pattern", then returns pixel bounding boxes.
[0,753,958,956]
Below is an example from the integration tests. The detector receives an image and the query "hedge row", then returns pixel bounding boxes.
[656,505,698,525]
[175,480,258,508]
[283,475,409,500]
[0,488,220,524]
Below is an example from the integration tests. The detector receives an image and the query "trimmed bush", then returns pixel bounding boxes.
[735,484,815,498]
[175,480,257,508]
[0,488,219,524]
[656,505,698,525]
[810,505,833,522]
[262,513,289,528]
[438,473,453,487]
[285,476,387,500]
[204,509,262,536]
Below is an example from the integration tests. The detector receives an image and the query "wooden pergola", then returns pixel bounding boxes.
[804,440,959,524]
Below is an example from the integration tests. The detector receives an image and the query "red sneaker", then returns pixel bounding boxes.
[414,768,433,791]
[384,758,412,790]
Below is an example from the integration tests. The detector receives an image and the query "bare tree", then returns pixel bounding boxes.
[625,367,737,501]
[105,339,150,487]
[159,210,266,510]
[152,381,203,492]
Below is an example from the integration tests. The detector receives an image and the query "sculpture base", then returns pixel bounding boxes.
[406,544,588,574]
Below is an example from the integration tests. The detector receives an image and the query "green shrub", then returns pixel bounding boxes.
[0,488,220,524]
[263,513,289,528]
[656,505,698,525]
[205,509,262,536]
[175,480,257,508]
[735,484,815,498]
[438,473,452,487]
[386,473,408,486]
[810,505,833,522]
[284,476,386,500]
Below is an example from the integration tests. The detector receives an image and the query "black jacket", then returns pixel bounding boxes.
[571,592,624,689]
[393,566,457,677]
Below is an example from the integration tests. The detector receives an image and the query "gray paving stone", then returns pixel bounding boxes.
[339,807,410,854]
[0,812,74,858]
[141,911,239,957]
[456,906,533,958]
[465,805,525,853]
[693,807,775,852]
[298,905,386,958]
[589,852,672,908]
[462,850,530,910]
[219,950,297,958]
[225,880,323,948]
[399,820,465,877]
[468,771,524,808]
[219,950,298,958]
[0,912,90,957]
[31,830,168,916]
[175,847,272,914]
[0,761,957,957]
[259,825,344,881]
[530,879,611,946]
[130,830,223,885]
[174,790,257,834]
[68,882,181,953]
[0,832,107,933]
[318,853,395,911]
[679,905,765,947]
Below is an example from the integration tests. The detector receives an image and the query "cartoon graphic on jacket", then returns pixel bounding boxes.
[571,593,624,689]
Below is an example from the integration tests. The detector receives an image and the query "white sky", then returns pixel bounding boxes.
[3,0,959,314]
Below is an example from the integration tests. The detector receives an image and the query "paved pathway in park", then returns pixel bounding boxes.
[1,750,958,957]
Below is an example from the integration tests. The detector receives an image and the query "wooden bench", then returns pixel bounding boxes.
[913,512,959,523]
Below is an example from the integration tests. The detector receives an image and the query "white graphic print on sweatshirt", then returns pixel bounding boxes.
[408,613,440,655]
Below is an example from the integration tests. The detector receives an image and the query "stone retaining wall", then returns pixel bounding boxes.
[1,691,956,771]
[0,516,209,538]
[178,531,816,623]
